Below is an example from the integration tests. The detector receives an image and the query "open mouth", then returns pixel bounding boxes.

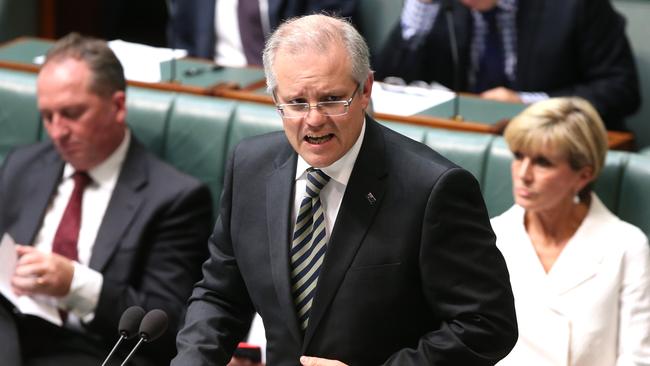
[305,134,333,144]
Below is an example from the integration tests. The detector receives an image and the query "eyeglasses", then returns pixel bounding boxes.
[275,84,361,119]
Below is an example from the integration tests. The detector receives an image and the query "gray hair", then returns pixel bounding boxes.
[43,32,126,97]
[262,14,371,93]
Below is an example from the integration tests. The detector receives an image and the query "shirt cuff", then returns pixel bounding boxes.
[59,262,103,322]
[519,91,549,104]
[401,0,440,40]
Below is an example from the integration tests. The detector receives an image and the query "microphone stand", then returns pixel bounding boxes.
[120,338,146,366]
[442,0,463,121]
[101,335,126,366]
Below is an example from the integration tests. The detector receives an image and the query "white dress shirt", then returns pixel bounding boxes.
[214,0,270,67]
[33,131,131,324]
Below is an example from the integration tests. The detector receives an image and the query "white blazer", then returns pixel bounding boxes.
[492,194,650,366]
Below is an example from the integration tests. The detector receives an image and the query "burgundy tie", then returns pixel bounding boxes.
[52,171,91,261]
[237,0,265,66]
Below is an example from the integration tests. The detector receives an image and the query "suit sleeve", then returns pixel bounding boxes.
[545,0,640,128]
[385,167,518,365]
[168,0,216,58]
[374,17,443,83]
[88,179,213,361]
[172,147,256,366]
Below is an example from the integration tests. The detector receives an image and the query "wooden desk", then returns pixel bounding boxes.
[0,37,635,150]
[0,37,265,95]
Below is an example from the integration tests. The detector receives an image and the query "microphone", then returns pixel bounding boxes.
[119,309,169,366]
[100,306,146,366]
[442,0,463,121]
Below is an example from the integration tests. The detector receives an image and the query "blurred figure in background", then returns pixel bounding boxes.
[492,97,650,365]
[374,0,640,131]
[167,0,359,67]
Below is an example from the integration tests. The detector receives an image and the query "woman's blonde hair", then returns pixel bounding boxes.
[504,97,608,196]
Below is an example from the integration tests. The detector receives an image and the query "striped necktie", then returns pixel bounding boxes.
[290,168,330,332]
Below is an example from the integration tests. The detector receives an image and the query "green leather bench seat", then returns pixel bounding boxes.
[166,94,236,211]
[1,67,649,238]
[0,70,40,161]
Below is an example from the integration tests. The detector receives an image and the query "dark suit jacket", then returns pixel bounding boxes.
[375,0,640,131]
[172,118,517,365]
[168,0,360,59]
[0,137,213,365]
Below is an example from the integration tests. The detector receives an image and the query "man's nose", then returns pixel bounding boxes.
[47,115,70,140]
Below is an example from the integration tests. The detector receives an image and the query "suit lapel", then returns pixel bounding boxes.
[266,145,303,343]
[14,149,63,245]
[546,204,605,297]
[303,119,388,347]
[89,139,146,271]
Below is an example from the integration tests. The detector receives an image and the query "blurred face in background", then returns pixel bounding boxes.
[511,144,594,214]
[37,57,126,171]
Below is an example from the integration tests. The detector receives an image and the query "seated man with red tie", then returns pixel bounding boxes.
[374,0,640,131]
[0,33,213,366]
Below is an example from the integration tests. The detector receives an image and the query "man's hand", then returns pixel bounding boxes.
[12,245,74,297]
[480,87,523,103]
[300,356,348,366]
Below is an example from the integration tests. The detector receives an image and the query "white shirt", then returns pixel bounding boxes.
[33,130,131,324]
[214,0,270,67]
[293,121,366,239]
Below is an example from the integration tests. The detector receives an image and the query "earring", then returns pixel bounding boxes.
[573,194,580,204]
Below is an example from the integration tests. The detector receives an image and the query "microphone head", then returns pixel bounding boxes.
[139,309,168,342]
[118,306,146,339]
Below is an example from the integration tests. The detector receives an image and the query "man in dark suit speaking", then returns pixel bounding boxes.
[172,14,517,366]
[0,33,213,365]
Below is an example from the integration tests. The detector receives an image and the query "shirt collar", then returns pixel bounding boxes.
[62,129,131,185]
[295,118,366,187]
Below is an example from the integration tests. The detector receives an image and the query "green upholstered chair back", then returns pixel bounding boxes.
[618,154,650,237]
[424,129,494,184]
[226,102,284,156]
[125,87,175,158]
[0,69,41,161]
[482,137,515,217]
[594,151,627,211]
[379,120,428,143]
[357,0,403,59]
[165,94,236,212]
[613,0,650,149]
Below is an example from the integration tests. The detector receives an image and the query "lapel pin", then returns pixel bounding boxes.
[366,192,376,205]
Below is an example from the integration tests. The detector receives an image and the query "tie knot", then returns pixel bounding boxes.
[305,169,330,198]
[73,171,92,189]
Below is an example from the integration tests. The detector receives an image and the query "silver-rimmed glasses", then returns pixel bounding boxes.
[275,84,361,119]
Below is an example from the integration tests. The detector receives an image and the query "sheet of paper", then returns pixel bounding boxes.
[34,40,188,83]
[371,82,455,116]
[0,234,62,326]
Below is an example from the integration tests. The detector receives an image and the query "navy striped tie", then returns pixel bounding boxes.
[290,168,330,331]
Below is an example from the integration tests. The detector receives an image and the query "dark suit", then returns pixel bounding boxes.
[173,118,517,365]
[168,0,360,59]
[0,137,213,365]
[375,0,640,131]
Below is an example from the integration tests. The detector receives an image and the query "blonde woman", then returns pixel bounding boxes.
[493,97,650,365]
